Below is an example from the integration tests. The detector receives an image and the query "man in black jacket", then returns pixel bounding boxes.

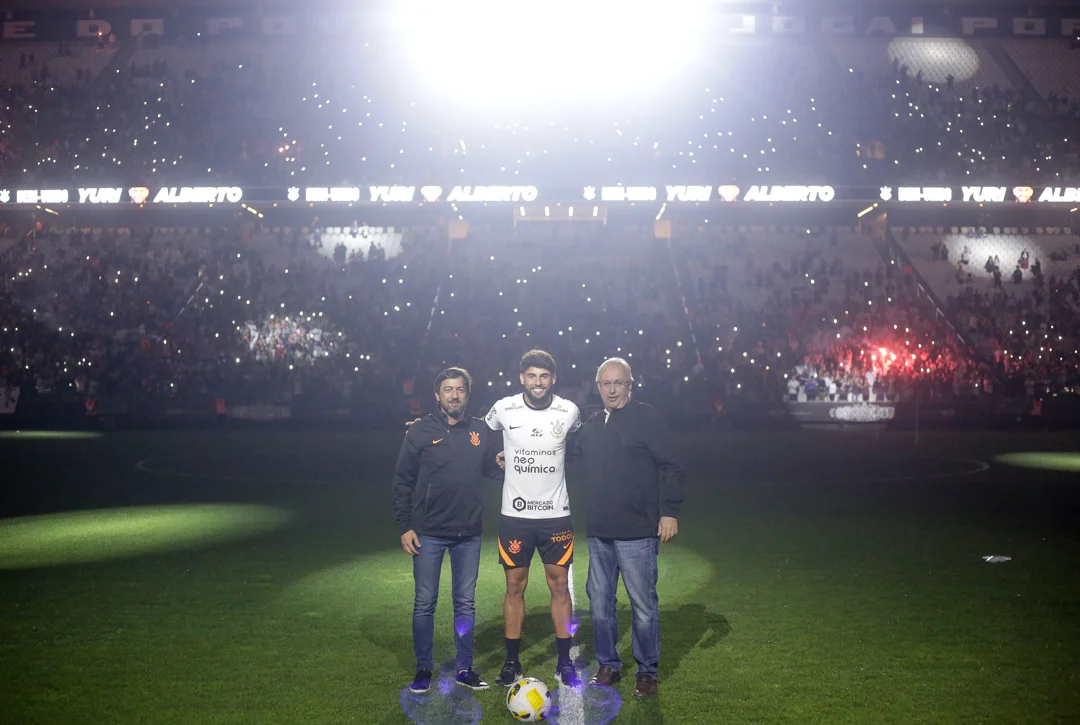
[574,357,685,698]
[392,367,502,694]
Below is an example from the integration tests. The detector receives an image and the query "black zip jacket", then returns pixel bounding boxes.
[570,400,685,539]
[392,409,502,538]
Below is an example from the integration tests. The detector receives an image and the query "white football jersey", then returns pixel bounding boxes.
[485,393,581,519]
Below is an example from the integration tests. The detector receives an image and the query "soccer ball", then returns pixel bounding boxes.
[506,677,551,721]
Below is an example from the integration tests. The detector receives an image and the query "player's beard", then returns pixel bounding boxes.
[524,387,552,408]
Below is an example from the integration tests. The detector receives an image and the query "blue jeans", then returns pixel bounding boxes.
[412,534,482,672]
[586,537,661,677]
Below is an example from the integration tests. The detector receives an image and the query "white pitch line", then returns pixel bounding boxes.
[558,561,586,725]
[567,560,579,659]
[856,456,991,483]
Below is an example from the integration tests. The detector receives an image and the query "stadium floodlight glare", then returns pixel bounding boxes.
[886,38,980,84]
[388,0,710,112]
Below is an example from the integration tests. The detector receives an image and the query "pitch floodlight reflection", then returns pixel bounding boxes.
[454,615,474,638]
[285,543,714,626]
[994,452,1080,473]
[438,676,455,696]
[567,616,580,637]
[399,678,482,725]
[0,504,292,569]
[0,430,103,439]
[547,684,621,725]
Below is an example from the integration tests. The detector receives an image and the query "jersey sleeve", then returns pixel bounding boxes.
[485,400,503,430]
[567,402,582,434]
[565,405,584,461]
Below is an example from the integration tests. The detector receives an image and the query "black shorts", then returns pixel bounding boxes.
[497,516,574,569]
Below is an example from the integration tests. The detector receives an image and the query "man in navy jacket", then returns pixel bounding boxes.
[572,357,685,698]
[392,367,502,694]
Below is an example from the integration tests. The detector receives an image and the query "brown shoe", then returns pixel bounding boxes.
[634,674,658,697]
[588,666,622,687]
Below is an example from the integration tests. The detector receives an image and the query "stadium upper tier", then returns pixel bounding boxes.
[831,37,1015,90]
[1001,39,1080,109]
[1,35,1078,188]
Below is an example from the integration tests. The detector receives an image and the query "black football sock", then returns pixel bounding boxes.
[505,637,521,663]
[556,636,571,663]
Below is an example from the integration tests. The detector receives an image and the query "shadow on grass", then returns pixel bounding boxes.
[473,608,561,675]
[575,602,730,680]
[360,609,560,674]
[576,603,728,725]
[469,601,731,683]
[659,603,730,680]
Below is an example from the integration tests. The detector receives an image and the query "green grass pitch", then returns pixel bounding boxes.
[1,428,1078,724]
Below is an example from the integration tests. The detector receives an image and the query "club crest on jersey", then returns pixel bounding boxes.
[551,419,565,439]
[469,431,480,446]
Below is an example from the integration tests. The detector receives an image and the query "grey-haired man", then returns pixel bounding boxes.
[572,357,685,697]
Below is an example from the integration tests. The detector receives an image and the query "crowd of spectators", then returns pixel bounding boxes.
[672,227,992,408]
[843,62,1069,182]
[945,257,1080,398]
[3,215,1079,422]
[0,222,430,417]
[3,36,1080,421]
[0,218,707,417]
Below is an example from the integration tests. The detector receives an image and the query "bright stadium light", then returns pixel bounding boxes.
[886,38,980,84]
[387,0,711,112]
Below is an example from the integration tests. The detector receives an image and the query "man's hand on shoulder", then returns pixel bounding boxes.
[658,516,678,543]
[405,418,422,427]
[496,451,505,470]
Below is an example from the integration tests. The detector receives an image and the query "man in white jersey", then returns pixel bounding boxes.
[485,349,582,689]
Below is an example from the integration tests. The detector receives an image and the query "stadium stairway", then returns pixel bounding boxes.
[812,37,846,81]
[1001,39,1080,109]
[985,41,1049,113]
[880,224,1005,369]
[0,237,17,262]
[663,231,705,370]
[91,37,137,91]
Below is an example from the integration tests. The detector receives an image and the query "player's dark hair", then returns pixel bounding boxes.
[434,367,472,396]
[519,349,556,377]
